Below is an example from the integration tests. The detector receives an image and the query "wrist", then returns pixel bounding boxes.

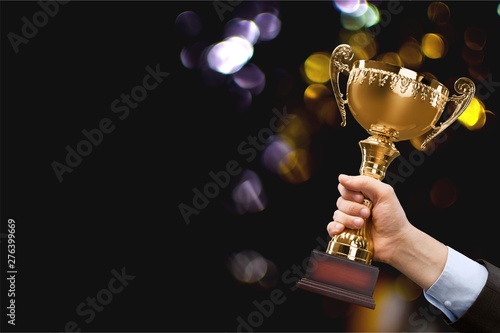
[387,224,447,289]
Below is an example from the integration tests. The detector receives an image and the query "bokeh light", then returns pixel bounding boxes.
[421,33,447,59]
[340,11,366,31]
[334,0,364,14]
[254,12,281,41]
[346,275,409,332]
[304,83,338,126]
[175,10,202,37]
[231,169,267,214]
[227,250,268,284]
[279,112,313,149]
[180,41,209,69]
[377,52,404,67]
[206,36,254,74]
[427,1,451,25]
[303,52,330,83]
[261,135,294,174]
[349,31,377,60]
[178,1,281,97]
[278,148,312,184]
[363,3,380,27]
[430,177,458,209]
[464,27,487,51]
[398,38,424,69]
[233,63,266,96]
[223,18,260,45]
[458,96,486,131]
[335,0,382,31]
[394,274,422,301]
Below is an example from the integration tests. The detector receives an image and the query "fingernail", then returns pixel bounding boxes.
[360,207,370,218]
[331,224,340,232]
[353,218,363,228]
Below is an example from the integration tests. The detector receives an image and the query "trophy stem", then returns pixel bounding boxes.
[326,130,400,265]
[359,132,401,181]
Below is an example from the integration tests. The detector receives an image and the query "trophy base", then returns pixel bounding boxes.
[296,249,379,309]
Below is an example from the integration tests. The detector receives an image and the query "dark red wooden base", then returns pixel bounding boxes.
[296,249,379,309]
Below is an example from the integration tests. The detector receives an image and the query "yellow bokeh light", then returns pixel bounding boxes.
[278,110,315,150]
[458,96,486,130]
[378,52,404,67]
[421,33,446,59]
[345,275,407,332]
[398,39,424,69]
[278,149,312,184]
[394,274,422,301]
[348,32,377,59]
[427,1,450,25]
[464,27,487,51]
[304,52,330,83]
[304,84,330,107]
[304,84,338,126]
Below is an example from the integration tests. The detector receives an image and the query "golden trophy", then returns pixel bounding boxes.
[297,44,475,309]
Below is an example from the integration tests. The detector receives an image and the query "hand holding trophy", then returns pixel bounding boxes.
[297,44,475,309]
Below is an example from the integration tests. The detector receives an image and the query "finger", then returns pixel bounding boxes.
[332,209,365,230]
[338,182,365,204]
[327,221,345,236]
[338,174,384,202]
[336,196,371,220]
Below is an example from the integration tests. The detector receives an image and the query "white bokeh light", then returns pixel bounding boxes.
[206,36,254,75]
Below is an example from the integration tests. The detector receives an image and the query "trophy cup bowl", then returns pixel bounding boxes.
[296,44,475,309]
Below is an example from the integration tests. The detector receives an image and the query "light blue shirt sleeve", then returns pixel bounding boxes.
[423,246,488,322]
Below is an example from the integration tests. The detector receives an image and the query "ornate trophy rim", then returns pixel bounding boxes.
[353,59,449,93]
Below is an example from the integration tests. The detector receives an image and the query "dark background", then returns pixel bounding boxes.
[2,1,500,332]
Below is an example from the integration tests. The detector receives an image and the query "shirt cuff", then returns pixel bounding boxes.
[423,246,488,322]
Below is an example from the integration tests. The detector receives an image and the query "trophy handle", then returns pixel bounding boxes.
[421,77,475,149]
[329,44,354,127]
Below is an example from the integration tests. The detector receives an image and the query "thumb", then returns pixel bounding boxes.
[338,174,382,201]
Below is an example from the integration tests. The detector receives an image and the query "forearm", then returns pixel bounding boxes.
[388,224,448,290]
